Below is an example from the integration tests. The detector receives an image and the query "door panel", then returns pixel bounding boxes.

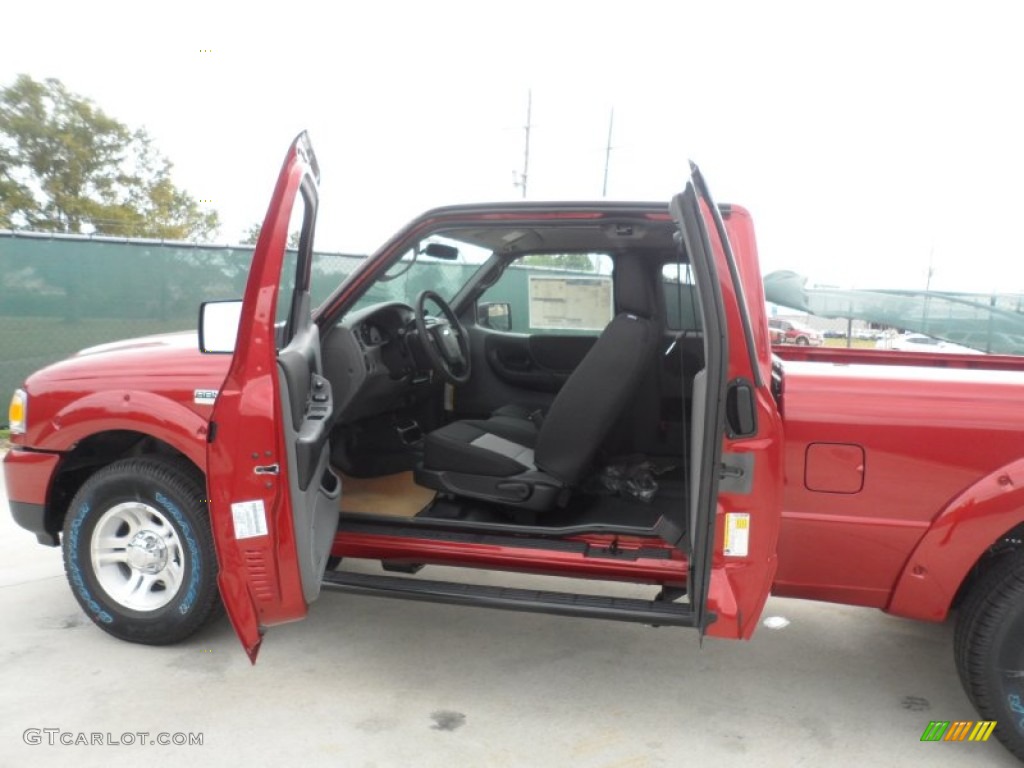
[485,333,597,392]
[528,335,597,370]
[454,325,598,417]
[276,319,339,604]
[206,133,338,662]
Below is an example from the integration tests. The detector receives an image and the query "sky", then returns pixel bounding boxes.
[3,0,1023,293]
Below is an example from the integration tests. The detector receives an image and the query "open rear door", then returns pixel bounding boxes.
[205,133,340,661]
[662,166,783,640]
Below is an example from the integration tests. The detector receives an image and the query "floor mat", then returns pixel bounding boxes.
[337,471,436,518]
[417,478,684,529]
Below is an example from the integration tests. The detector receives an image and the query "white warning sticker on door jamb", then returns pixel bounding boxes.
[231,499,268,539]
[723,512,750,557]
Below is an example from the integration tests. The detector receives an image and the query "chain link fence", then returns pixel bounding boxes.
[0,231,364,412]
[1,231,699,426]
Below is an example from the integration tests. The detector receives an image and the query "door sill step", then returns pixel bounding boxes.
[321,570,696,626]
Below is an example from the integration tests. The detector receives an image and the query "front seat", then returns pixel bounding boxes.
[414,256,660,512]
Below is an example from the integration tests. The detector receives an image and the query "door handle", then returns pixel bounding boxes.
[501,356,532,371]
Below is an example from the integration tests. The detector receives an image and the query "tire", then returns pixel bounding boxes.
[796,336,810,346]
[954,549,1024,761]
[954,552,1012,707]
[62,457,221,645]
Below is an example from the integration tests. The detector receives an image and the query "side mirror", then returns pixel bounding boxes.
[477,301,512,332]
[199,300,243,353]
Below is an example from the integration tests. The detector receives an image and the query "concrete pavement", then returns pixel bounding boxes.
[0,458,1017,768]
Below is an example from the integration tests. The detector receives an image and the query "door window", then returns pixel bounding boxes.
[479,253,614,334]
[663,261,702,332]
[274,187,315,347]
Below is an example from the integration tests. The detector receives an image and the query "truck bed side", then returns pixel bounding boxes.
[774,357,1024,616]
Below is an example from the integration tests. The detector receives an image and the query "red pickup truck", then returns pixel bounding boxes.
[5,135,1024,761]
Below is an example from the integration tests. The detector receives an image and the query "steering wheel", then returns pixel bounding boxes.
[415,290,472,385]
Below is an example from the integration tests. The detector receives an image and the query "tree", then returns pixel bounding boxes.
[521,253,595,271]
[240,221,301,248]
[240,222,263,245]
[0,75,219,241]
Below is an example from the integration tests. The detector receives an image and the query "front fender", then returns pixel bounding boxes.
[35,390,210,470]
[886,457,1024,621]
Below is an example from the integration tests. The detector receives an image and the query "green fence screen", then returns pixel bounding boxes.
[1,232,698,422]
[0,233,363,408]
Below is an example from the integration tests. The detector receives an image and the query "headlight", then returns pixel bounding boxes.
[8,389,26,434]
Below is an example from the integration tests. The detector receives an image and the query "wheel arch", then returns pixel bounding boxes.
[45,428,206,545]
[952,521,1024,610]
[886,456,1024,621]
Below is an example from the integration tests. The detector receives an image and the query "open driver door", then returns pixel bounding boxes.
[203,133,340,662]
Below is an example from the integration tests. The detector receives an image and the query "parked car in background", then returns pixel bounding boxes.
[853,328,884,341]
[878,333,983,354]
[768,317,824,346]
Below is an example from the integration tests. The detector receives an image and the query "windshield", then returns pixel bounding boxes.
[347,235,492,314]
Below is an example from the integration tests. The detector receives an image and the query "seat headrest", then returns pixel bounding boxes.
[614,258,655,318]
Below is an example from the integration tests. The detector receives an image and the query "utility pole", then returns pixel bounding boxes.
[602,108,615,197]
[922,246,934,326]
[514,89,532,198]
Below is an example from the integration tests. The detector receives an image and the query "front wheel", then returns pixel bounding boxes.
[62,457,221,645]
[955,549,1024,761]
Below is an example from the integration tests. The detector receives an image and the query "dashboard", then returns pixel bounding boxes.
[358,321,390,347]
[321,302,436,424]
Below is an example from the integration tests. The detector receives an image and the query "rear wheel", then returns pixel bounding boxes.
[62,457,221,645]
[795,336,810,346]
[955,549,1024,761]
